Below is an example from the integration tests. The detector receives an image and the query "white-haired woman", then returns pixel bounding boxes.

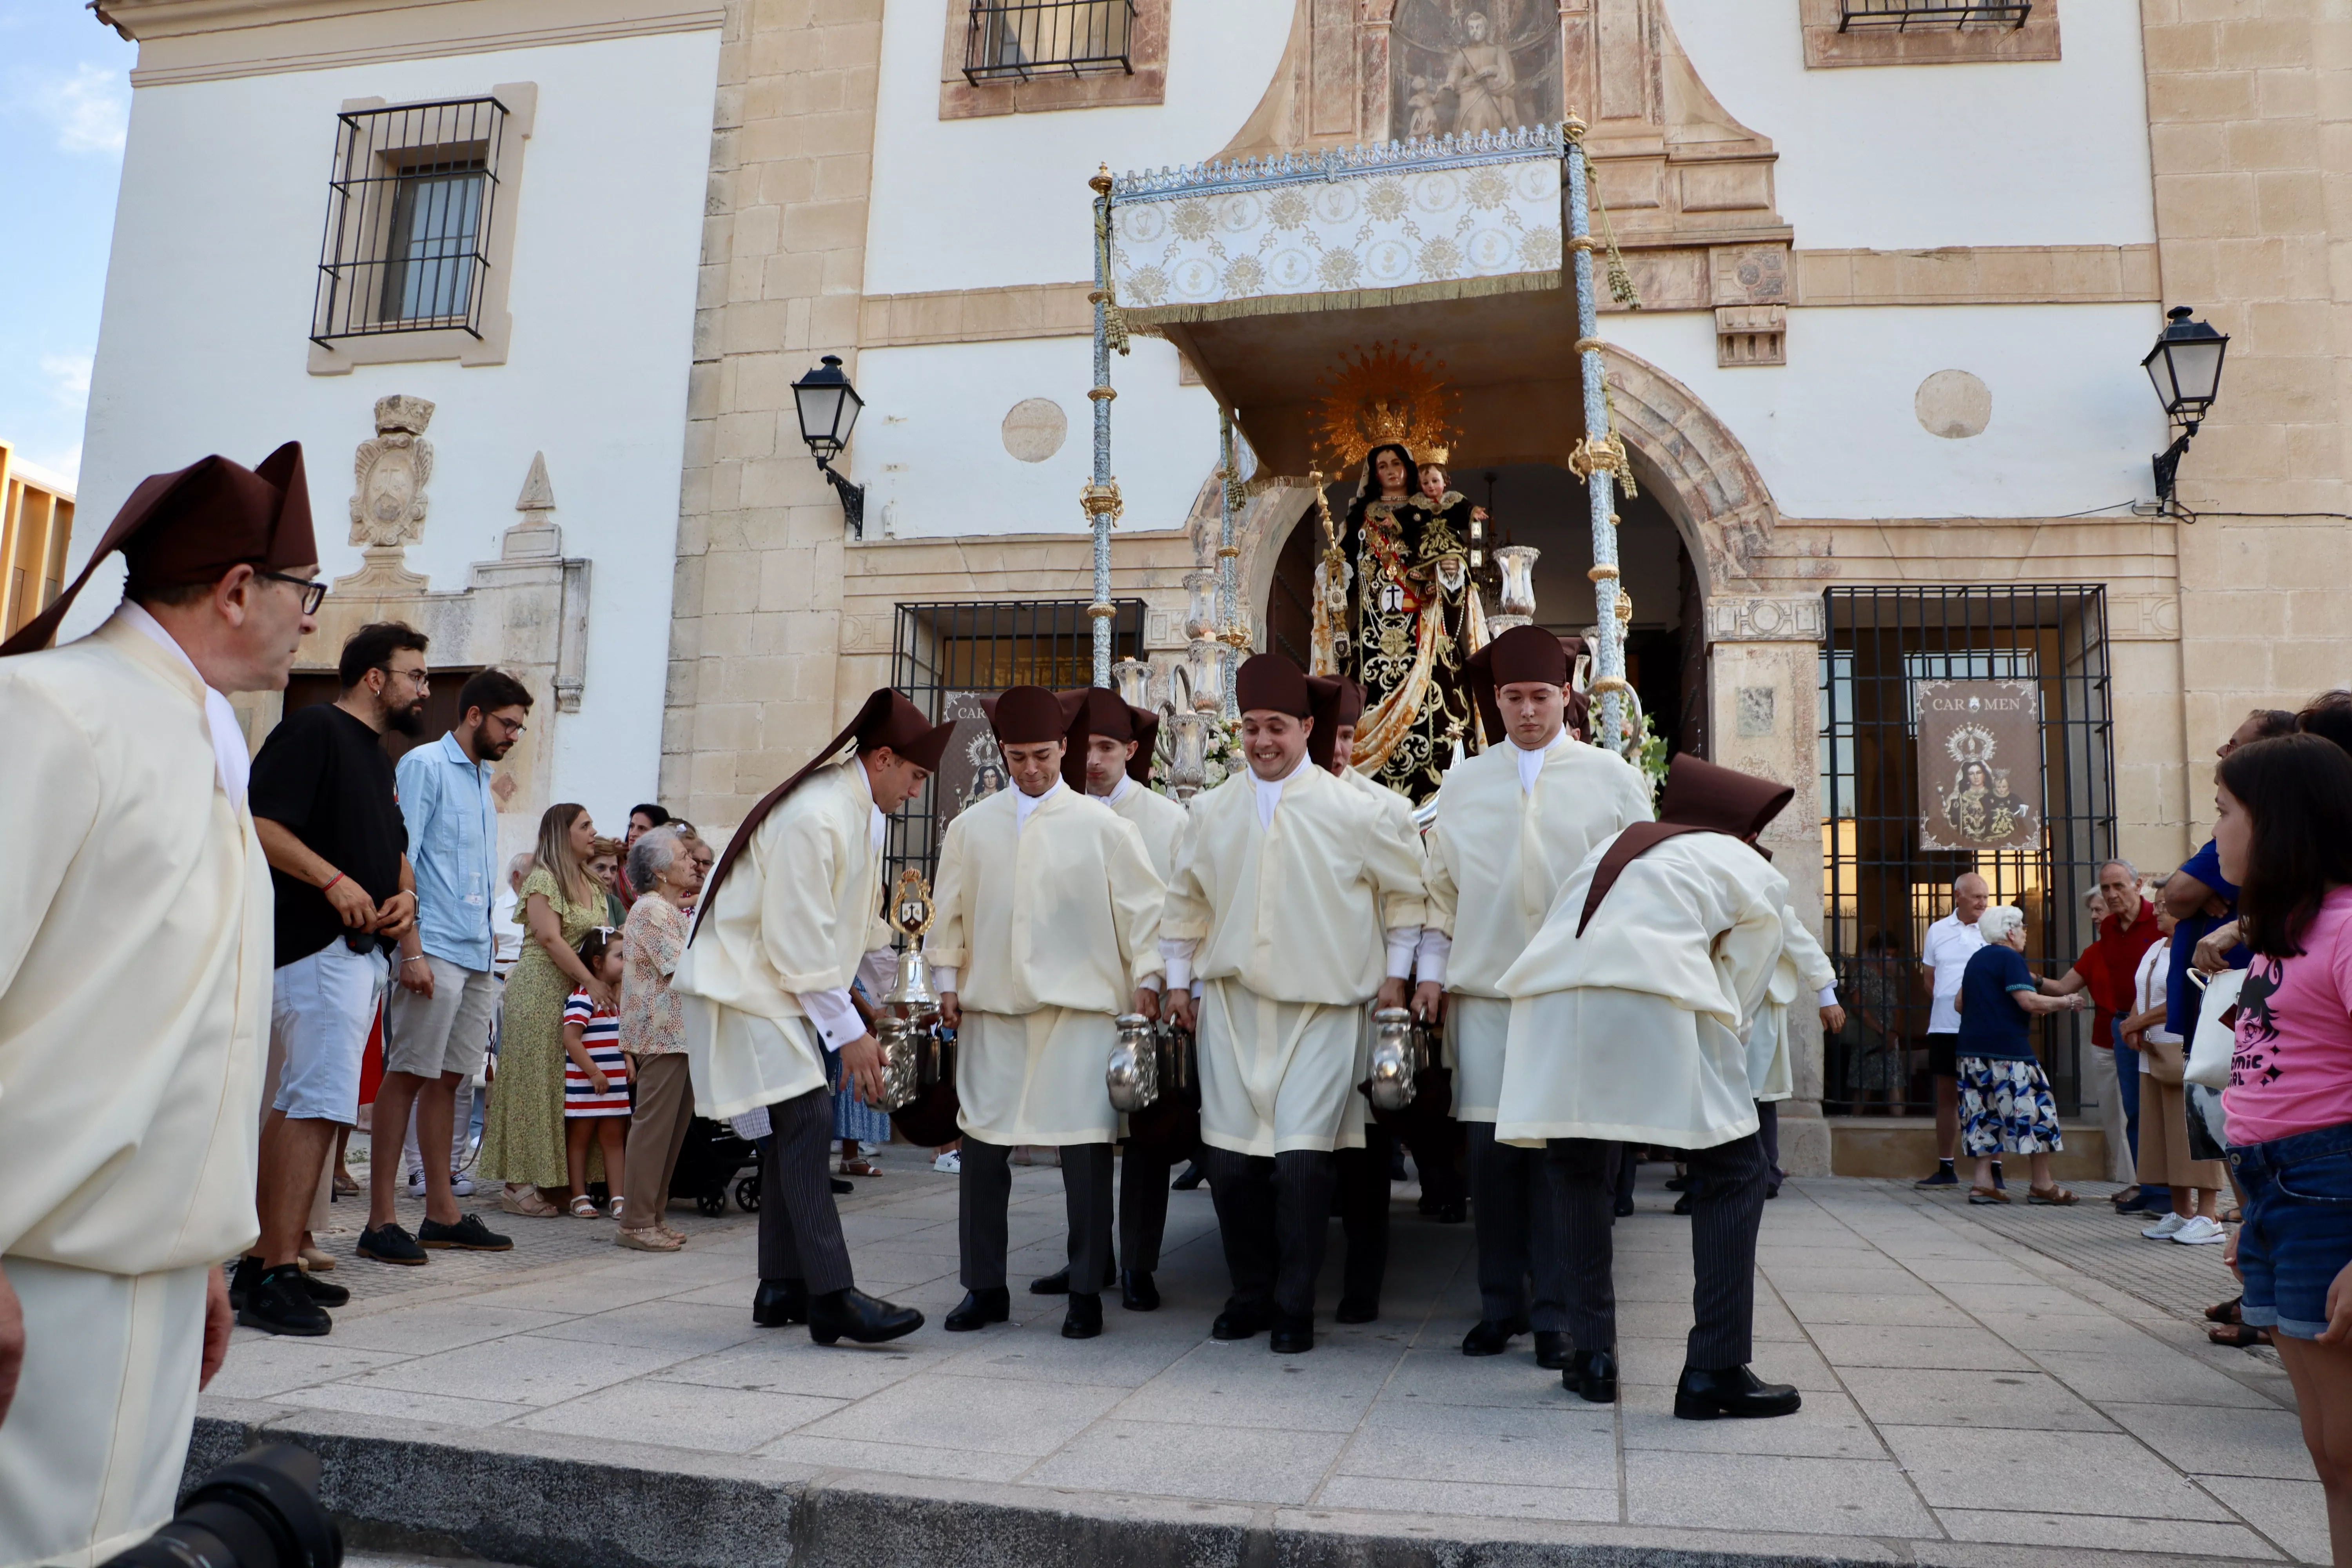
[614,827,703,1251]
[1953,904,2093,1205]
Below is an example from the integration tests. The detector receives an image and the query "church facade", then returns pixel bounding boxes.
[71,0,2346,1172]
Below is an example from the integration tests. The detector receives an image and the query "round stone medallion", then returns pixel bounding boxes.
[1914,369,1991,439]
[1002,398,1068,463]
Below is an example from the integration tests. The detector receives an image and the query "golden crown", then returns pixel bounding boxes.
[1310,342,1460,477]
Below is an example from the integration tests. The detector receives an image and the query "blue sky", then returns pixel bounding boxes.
[1,2,135,488]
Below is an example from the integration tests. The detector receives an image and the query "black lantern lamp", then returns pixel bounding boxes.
[2142,306,2229,506]
[793,354,866,537]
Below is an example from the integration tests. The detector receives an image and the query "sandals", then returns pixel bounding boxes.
[569,1196,600,1218]
[2210,1322,2272,1349]
[608,1197,628,1224]
[2028,1185,2079,1205]
[839,1159,883,1178]
[2207,1296,2244,1325]
[1968,1186,2010,1205]
[500,1184,563,1218]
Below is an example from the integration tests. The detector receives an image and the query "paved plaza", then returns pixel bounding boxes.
[197,1159,2322,1568]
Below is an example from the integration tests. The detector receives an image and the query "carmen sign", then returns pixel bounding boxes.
[1915,678,2043,853]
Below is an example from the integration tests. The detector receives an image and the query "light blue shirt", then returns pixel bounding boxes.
[396,732,499,971]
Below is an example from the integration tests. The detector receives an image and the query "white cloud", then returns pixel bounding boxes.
[40,350,93,409]
[28,62,128,155]
[15,442,82,492]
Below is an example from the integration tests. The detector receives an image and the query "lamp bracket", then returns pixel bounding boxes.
[818,459,866,539]
[2151,428,2194,509]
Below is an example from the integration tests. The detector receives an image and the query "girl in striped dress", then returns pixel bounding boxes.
[563,930,631,1219]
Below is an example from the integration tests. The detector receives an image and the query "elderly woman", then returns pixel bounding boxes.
[614,827,704,1251]
[1953,904,2093,1205]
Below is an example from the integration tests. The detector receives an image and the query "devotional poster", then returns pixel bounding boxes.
[1914,679,2043,853]
[931,691,1007,842]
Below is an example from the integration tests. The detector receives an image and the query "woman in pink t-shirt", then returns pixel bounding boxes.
[2212,733,2352,1559]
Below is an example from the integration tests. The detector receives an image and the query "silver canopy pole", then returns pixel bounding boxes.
[1085,165,1122,686]
[1216,407,1243,719]
[1564,118,1628,750]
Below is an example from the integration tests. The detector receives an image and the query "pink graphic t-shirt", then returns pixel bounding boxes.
[2224,885,2352,1146]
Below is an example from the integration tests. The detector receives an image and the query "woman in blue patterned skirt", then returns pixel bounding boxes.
[1953,904,2094,1206]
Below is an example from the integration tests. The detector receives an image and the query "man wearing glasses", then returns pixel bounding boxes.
[363,670,537,1267]
[238,622,430,1335]
[0,445,321,1567]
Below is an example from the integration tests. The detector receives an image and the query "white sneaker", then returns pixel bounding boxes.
[449,1173,475,1197]
[405,1169,426,1199]
[933,1151,962,1175]
[2141,1212,2189,1239]
[2172,1214,2228,1245]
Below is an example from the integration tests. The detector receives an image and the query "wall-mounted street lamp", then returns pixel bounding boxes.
[792,354,866,537]
[2142,305,2229,508]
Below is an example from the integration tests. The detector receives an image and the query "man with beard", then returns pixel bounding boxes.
[1163,654,1425,1353]
[240,622,425,1334]
[352,669,537,1269]
[930,687,1165,1340]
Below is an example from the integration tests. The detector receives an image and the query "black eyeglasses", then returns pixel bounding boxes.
[256,570,328,614]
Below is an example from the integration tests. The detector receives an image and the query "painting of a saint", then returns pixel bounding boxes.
[1388,0,1559,143]
[1914,680,2043,853]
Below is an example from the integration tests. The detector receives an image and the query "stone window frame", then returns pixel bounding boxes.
[938,0,1168,120]
[307,82,537,376]
[1800,0,2058,68]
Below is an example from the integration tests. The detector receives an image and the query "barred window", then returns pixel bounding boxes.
[312,97,508,345]
[963,0,1136,83]
[1837,0,2030,29]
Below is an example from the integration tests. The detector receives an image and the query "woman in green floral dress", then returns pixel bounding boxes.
[480,803,615,1215]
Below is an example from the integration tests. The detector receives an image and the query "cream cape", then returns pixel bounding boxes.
[1105,778,1190,883]
[674,758,887,1118]
[955,1007,1122,1144]
[1196,980,1370,1156]
[1423,736,1654,1120]
[1493,829,1787,1149]
[928,784,1165,1013]
[1162,759,1424,1004]
[1748,904,1837,1103]
[0,614,270,1274]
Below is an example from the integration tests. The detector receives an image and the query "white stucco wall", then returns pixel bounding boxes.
[853,334,1220,537]
[863,0,1294,296]
[66,28,719,826]
[1664,0,2157,249]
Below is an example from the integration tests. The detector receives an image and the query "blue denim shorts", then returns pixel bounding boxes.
[2230,1121,2352,1341]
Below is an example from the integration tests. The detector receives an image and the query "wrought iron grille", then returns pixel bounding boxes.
[311,97,507,345]
[963,0,1136,83]
[1838,0,2031,29]
[886,599,1145,887]
[1817,586,2115,1118]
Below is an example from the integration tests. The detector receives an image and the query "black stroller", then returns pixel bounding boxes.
[668,1116,763,1216]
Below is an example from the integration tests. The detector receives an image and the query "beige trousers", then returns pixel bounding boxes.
[620,1054,695,1228]
[0,1258,209,1568]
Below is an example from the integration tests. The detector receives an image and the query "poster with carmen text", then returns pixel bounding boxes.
[1915,678,2043,853]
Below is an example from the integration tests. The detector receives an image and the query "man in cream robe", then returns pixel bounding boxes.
[0,445,321,1568]
[1417,626,1653,1364]
[675,688,953,1347]
[1746,907,1841,1198]
[931,687,1164,1339]
[1056,688,1191,1312]
[1495,754,1802,1420]
[1163,655,1425,1354]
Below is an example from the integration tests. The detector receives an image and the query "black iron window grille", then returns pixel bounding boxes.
[963,0,1136,83]
[886,599,1145,888]
[311,97,507,345]
[1818,586,2115,1119]
[1838,0,2030,29]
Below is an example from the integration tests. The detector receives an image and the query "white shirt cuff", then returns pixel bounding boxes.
[799,987,865,1052]
[1416,929,1452,985]
[1160,936,1197,993]
[1385,926,1420,981]
[1817,986,1838,1008]
[932,965,958,996]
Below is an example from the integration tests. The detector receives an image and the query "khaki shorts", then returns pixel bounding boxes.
[384,955,498,1080]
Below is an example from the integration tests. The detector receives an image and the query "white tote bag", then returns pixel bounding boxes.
[2185,967,2243,1091]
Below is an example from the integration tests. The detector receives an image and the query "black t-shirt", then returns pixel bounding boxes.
[249,702,408,968]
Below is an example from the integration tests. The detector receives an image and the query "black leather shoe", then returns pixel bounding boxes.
[1269,1314,1314,1354]
[1672,1191,1694,1216]
[1335,1296,1378,1324]
[1211,1299,1267,1340]
[237,1265,331,1337]
[1062,1292,1104,1339]
[1534,1330,1573,1370]
[418,1213,513,1251]
[1564,1348,1619,1404]
[753,1279,808,1327]
[809,1287,924,1346]
[829,1177,854,1195]
[1674,1364,1801,1420]
[358,1222,428,1265]
[1461,1316,1529,1356]
[1613,1194,1636,1218]
[944,1287,1011,1332]
[1171,1162,1206,1191]
[1436,1198,1468,1224]
[1120,1270,1160,1311]
[1030,1266,1072,1295]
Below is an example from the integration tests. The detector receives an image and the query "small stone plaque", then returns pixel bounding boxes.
[1736,686,1776,737]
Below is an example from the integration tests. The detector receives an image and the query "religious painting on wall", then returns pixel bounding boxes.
[932,691,1007,839]
[1388,0,1562,143]
[1914,679,2043,853]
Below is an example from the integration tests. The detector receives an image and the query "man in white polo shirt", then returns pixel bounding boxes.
[1915,873,1996,1190]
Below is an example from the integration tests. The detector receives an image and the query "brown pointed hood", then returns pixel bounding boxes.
[1573,754,1792,936]
[1056,686,1158,790]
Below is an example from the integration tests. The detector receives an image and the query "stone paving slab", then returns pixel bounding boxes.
[195,1161,2319,1568]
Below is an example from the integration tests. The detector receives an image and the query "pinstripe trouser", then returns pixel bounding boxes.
[1119,1149,1172,1274]
[757,1085,856,1294]
[1200,1146,1336,1321]
[959,1136,1114,1292]
[1334,1123,1391,1307]
[1547,1131,1769,1369]
[1466,1120,1566,1330]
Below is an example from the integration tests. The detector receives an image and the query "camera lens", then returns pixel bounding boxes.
[98,1444,341,1568]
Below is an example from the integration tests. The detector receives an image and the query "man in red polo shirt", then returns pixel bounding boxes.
[2078,861,2161,1196]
